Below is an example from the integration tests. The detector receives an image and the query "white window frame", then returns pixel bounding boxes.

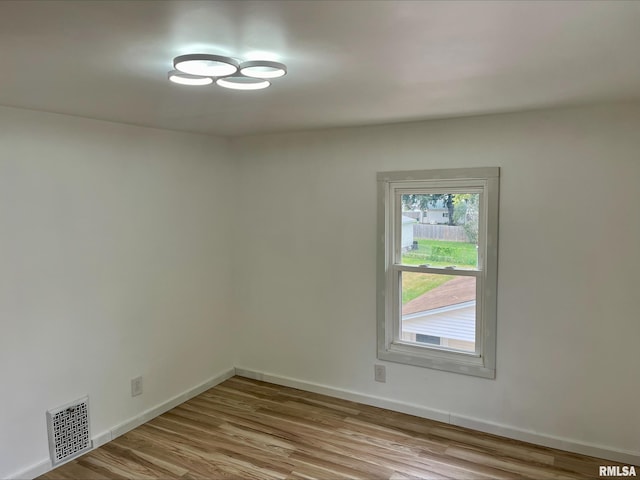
[377,167,499,378]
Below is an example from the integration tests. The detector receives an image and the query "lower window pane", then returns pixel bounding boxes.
[401,272,476,352]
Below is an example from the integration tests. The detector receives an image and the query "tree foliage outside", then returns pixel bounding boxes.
[402,194,455,225]
[402,193,479,243]
[453,194,479,244]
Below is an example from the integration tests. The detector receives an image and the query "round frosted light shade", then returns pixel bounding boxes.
[239,60,287,79]
[216,76,270,90]
[173,54,238,77]
[167,70,213,86]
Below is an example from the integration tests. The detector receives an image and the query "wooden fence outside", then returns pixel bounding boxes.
[413,224,470,242]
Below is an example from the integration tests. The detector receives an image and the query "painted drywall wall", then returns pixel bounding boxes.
[0,106,235,478]
[232,103,640,458]
[3,102,639,476]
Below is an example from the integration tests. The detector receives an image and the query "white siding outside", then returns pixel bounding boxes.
[401,216,415,249]
[402,301,475,342]
[423,209,450,224]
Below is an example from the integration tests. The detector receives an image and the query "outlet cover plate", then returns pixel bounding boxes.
[131,376,143,397]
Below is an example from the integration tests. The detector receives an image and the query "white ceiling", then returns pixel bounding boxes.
[1,0,639,137]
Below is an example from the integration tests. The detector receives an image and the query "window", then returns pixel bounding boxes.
[416,334,440,345]
[377,168,499,378]
[442,212,448,218]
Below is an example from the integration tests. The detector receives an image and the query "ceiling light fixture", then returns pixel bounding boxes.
[168,53,286,91]
[167,70,213,86]
[239,60,287,79]
[216,76,271,90]
[173,54,239,77]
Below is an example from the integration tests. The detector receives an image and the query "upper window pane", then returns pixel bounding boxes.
[400,193,480,269]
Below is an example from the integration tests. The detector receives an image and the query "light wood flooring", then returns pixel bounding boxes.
[39,376,633,479]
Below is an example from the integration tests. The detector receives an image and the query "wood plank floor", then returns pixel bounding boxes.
[39,376,633,479]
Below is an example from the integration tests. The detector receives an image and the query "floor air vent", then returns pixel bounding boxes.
[46,396,92,465]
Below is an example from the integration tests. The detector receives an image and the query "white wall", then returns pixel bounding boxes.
[0,106,235,478]
[3,102,639,477]
[232,103,640,460]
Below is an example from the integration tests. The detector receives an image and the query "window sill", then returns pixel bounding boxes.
[378,341,495,379]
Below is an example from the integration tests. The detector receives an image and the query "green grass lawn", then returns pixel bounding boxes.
[402,273,453,304]
[400,239,477,304]
[401,239,477,269]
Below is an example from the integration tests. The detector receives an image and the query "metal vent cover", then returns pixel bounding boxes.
[46,396,92,465]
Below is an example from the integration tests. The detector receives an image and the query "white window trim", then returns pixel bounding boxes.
[376,167,499,379]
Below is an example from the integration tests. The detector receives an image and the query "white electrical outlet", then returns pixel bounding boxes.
[374,364,386,383]
[131,376,143,397]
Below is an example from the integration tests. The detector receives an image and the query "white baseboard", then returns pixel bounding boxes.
[9,365,638,479]
[234,367,640,466]
[92,429,112,449]
[234,367,451,424]
[110,367,235,439]
[450,414,639,466]
[8,367,235,480]
[6,459,51,480]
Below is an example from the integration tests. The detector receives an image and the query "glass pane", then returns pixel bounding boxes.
[401,272,476,353]
[400,193,479,269]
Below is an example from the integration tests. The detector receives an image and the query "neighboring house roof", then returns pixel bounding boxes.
[402,276,475,315]
[401,276,476,343]
[401,215,416,224]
